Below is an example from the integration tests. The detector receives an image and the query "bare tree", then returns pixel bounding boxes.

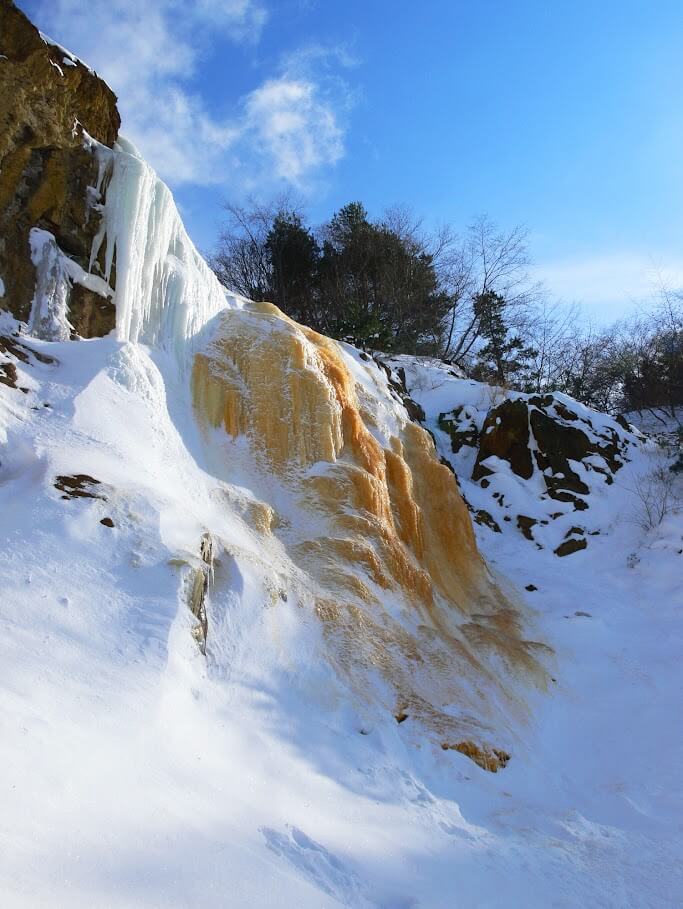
[630,465,681,531]
[209,195,304,301]
[440,216,542,367]
[524,299,582,393]
[652,282,683,418]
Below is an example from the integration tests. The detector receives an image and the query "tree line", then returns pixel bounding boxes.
[210,199,682,420]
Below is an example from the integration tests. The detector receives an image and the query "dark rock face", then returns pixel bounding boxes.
[474,509,501,533]
[54,474,105,500]
[473,398,533,482]
[439,406,480,454]
[68,283,116,337]
[554,537,587,557]
[467,394,632,508]
[529,408,590,496]
[0,327,55,391]
[0,1,120,330]
[516,514,538,541]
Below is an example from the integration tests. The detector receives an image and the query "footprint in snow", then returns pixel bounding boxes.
[260,824,376,908]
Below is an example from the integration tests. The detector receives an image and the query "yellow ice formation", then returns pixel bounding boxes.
[192,302,549,757]
[192,303,487,610]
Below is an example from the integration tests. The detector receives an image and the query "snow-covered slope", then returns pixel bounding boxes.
[1,137,683,908]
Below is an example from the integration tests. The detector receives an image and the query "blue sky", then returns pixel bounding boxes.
[21,0,683,320]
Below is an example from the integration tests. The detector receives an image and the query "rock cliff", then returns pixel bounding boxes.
[0,0,120,335]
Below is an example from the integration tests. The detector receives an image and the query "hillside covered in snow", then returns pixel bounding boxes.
[1,3,682,906]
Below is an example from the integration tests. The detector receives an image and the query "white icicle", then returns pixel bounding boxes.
[91,138,242,363]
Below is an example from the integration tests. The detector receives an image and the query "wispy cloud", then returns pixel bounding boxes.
[34,0,351,191]
[240,43,356,186]
[534,252,683,313]
[189,0,268,43]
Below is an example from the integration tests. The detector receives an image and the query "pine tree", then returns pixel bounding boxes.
[318,202,449,352]
[265,212,319,328]
[472,291,536,386]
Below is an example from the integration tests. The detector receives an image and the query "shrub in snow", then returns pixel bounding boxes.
[630,466,681,531]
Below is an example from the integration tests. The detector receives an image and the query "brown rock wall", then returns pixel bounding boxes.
[0,0,119,329]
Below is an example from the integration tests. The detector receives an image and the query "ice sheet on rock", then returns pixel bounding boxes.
[28,229,113,341]
[91,138,243,361]
[28,229,73,341]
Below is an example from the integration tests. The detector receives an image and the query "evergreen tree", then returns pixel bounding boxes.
[472,291,537,386]
[318,202,449,352]
[265,212,319,328]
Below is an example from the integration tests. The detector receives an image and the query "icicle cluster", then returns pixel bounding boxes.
[91,138,242,360]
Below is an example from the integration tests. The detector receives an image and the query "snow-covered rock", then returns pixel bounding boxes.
[386,356,645,557]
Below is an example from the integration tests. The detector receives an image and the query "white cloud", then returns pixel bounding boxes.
[280,42,360,76]
[243,78,344,184]
[190,0,268,43]
[34,0,349,190]
[534,252,683,314]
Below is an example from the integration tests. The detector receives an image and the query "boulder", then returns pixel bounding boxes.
[472,398,533,481]
[474,508,501,533]
[554,537,587,557]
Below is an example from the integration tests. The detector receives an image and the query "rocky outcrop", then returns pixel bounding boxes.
[438,405,480,454]
[0,0,119,333]
[472,398,533,482]
[187,533,214,654]
[54,474,105,500]
[436,389,639,555]
[0,322,55,391]
[441,740,511,773]
[553,526,589,557]
[440,392,636,511]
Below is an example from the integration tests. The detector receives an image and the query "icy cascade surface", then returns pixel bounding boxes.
[192,302,550,753]
[28,229,73,342]
[91,138,241,359]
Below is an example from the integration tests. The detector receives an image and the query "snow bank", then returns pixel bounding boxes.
[3,306,682,907]
[4,87,682,905]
